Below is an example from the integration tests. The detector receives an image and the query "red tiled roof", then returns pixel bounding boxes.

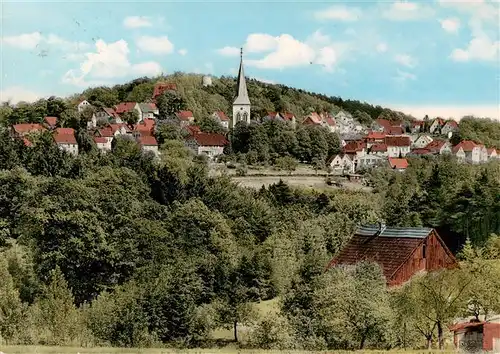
[445,120,458,128]
[109,123,131,134]
[97,127,114,138]
[389,157,408,169]
[153,82,177,98]
[385,136,411,147]
[190,132,228,146]
[185,125,201,136]
[283,112,295,121]
[424,140,448,153]
[44,116,57,127]
[370,143,387,152]
[12,123,46,134]
[214,111,229,121]
[93,137,108,144]
[327,233,424,280]
[53,131,77,145]
[114,102,137,114]
[454,140,477,152]
[305,112,322,124]
[366,131,386,140]
[325,117,336,126]
[177,110,194,120]
[388,126,404,135]
[343,140,366,153]
[138,135,158,146]
[55,128,75,135]
[486,148,497,155]
[103,107,119,118]
[134,119,155,133]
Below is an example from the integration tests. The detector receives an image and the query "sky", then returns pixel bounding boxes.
[1,0,499,120]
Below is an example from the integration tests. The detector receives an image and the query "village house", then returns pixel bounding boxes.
[303,112,322,126]
[176,110,195,127]
[342,140,366,166]
[53,128,78,155]
[93,136,111,152]
[453,140,488,164]
[429,117,445,134]
[369,143,388,156]
[410,120,425,133]
[303,112,336,132]
[357,154,385,170]
[424,140,452,155]
[137,135,159,156]
[441,120,459,136]
[139,103,159,120]
[44,116,58,130]
[77,99,91,113]
[212,111,230,129]
[95,107,122,124]
[115,102,143,123]
[132,118,155,138]
[11,123,46,138]
[450,320,500,353]
[326,224,457,286]
[487,148,498,160]
[185,132,228,159]
[385,136,411,157]
[374,118,404,135]
[327,154,355,174]
[412,135,433,149]
[365,131,386,148]
[283,112,297,128]
[388,157,409,172]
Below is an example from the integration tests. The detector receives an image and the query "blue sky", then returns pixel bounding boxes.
[1,0,499,119]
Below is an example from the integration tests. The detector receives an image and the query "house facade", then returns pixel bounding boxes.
[388,157,409,172]
[212,111,230,129]
[93,137,112,152]
[185,132,228,159]
[326,225,457,286]
[327,154,354,174]
[385,136,411,157]
[115,102,142,123]
[137,135,159,156]
[413,135,433,149]
[53,128,78,155]
[429,118,445,134]
[453,141,487,164]
[441,120,459,136]
[139,103,159,120]
[77,99,91,113]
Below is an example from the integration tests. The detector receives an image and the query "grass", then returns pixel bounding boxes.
[0,347,456,354]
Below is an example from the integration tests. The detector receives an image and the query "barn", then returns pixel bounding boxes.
[450,320,500,353]
[326,224,457,286]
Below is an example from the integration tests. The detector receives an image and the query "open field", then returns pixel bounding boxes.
[0,347,456,354]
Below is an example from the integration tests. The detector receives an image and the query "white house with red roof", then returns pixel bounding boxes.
[44,117,58,130]
[365,131,386,148]
[486,148,498,160]
[441,120,459,136]
[424,140,452,155]
[176,110,195,127]
[374,118,403,135]
[11,123,46,137]
[452,140,488,164]
[410,120,425,133]
[385,136,411,157]
[327,154,355,174]
[429,118,446,134]
[369,143,388,156]
[388,157,409,172]
[185,132,228,159]
[137,135,159,156]
[115,102,142,123]
[413,135,433,149]
[53,128,78,155]
[212,111,230,129]
[139,103,159,120]
[93,137,111,152]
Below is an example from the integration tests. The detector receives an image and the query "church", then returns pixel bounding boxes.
[232,48,251,128]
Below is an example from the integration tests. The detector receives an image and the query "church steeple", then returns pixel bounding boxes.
[232,48,251,128]
[233,48,250,105]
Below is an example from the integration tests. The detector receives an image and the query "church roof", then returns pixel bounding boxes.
[233,49,251,106]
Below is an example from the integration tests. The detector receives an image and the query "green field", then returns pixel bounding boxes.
[0,347,456,354]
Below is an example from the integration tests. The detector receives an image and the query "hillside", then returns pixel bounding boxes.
[69,72,413,124]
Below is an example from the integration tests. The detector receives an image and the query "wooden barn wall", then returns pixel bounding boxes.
[426,231,456,270]
[389,242,425,286]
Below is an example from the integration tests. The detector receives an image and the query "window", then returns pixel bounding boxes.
[236,112,242,121]
[422,242,426,259]
[243,111,248,121]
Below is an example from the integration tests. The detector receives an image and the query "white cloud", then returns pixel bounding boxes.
[0,86,45,104]
[394,54,417,68]
[178,48,188,56]
[245,33,278,52]
[2,32,89,52]
[239,31,349,71]
[450,35,500,62]
[314,5,362,21]
[394,69,417,81]
[440,18,461,33]
[376,42,388,53]
[382,1,434,21]
[123,16,152,28]
[135,35,174,54]
[63,39,162,87]
[217,46,240,57]
[387,104,500,120]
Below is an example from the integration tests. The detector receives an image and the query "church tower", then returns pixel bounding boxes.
[232,48,251,128]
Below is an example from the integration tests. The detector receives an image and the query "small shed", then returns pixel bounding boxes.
[326,224,457,286]
[450,320,500,353]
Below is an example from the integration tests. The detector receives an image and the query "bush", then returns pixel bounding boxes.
[236,164,248,176]
[247,314,297,350]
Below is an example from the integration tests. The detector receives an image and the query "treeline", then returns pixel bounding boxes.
[227,120,341,165]
[370,156,500,249]
[453,116,500,148]
[1,72,415,127]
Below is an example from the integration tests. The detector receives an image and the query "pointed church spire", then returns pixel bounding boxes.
[233,47,250,105]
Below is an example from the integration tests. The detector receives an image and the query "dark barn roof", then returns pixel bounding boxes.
[327,225,433,280]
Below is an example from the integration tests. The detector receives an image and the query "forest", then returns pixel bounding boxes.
[1,73,500,351]
[0,123,499,350]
